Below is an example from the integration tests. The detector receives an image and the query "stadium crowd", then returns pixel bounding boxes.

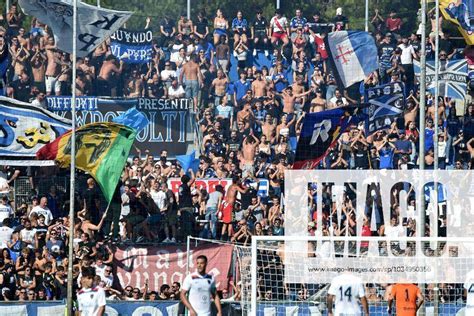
[0,1,472,306]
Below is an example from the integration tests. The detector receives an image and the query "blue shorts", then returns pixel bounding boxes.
[184,79,199,98]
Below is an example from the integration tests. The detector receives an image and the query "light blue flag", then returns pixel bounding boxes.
[326,31,379,88]
[176,150,200,175]
[112,107,149,133]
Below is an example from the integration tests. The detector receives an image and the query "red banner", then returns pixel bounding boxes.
[168,178,232,195]
[113,243,233,291]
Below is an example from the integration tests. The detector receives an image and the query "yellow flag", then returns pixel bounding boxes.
[439,0,474,44]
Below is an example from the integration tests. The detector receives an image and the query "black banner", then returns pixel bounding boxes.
[47,97,193,157]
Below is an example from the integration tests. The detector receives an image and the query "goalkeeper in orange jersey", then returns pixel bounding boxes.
[387,283,424,316]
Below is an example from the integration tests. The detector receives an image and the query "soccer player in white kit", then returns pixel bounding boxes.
[77,267,106,316]
[181,255,222,316]
[464,270,474,313]
[327,273,370,316]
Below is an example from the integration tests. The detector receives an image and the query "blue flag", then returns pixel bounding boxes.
[325,31,379,88]
[414,59,467,100]
[176,150,200,175]
[293,107,364,169]
[364,81,405,134]
[112,107,149,133]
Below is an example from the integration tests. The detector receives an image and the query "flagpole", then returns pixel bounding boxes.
[365,0,369,32]
[419,1,427,315]
[433,0,440,313]
[66,0,77,314]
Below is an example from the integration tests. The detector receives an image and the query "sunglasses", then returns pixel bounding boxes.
[105,269,112,272]
[133,291,139,294]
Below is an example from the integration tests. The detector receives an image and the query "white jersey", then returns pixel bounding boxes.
[464,270,474,310]
[77,286,106,316]
[270,16,288,33]
[30,205,53,225]
[0,226,12,248]
[182,272,216,316]
[0,203,12,223]
[328,274,366,316]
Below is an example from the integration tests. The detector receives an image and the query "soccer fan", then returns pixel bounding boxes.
[327,273,369,316]
[181,255,222,316]
[387,283,424,316]
[77,267,106,316]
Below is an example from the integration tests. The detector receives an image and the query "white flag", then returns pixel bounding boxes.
[18,0,131,57]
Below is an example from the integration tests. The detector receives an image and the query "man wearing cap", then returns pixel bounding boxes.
[251,9,270,56]
[332,7,349,32]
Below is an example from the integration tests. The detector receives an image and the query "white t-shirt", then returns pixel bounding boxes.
[161,69,177,82]
[182,272,216,315]
[0,203,13,224]
[464,270,474,310]
[0,226,12,248]
[398,44,416,64]
[168,85,185,99]
[270,16,288,33]
[328,274,366,316]
[20,228,37,247]
[77,287,106,316]
[121,193,130,217]
[30,205,53,225]
[150,190,167,211]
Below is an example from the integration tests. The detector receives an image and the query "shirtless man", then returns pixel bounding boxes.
[251,70,268,98]
[404,93,419,125]
[45,37,61,96]
[310,88,326,112]
[427,96,446,121]
[78,56,95,84]
[276,86,312,117]
[220,176,248,240]
[179,54,203,111]
[262,114,277,144]
[97,55,124,96]
[126,69,144,97]
[211,69,228,107]
[241,134,260,178]
[236,103,255,130]
[268,195,282,223]
[30,44,47,92]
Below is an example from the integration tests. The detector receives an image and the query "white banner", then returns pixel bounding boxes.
[18,0,132,57]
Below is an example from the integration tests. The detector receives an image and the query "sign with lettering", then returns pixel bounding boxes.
[113,243,233,292]
[0,96,71,157]
[414,59,467,100]
[167,178,269,197]
[364,81,405,134]
[47,97,192,156]
[110,28,154,63]
[18,0,131,57]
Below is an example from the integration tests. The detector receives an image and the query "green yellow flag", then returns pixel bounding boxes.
[439,0,474,44]
[37,122,136,202]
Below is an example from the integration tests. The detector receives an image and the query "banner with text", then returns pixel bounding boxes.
[414,59,467,100]
[364,81,405,134]
[110,28,153,63]
[113,243,233,292]
[0,96,71,157]
[168,178,270,198]
[47,97,192,156]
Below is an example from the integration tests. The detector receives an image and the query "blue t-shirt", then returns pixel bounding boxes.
[272,72,288,92]
[232,18,248,31]
[379,147,394,169]
[425,128,435,151]
[290,17,307,29]
[234,79,251,100]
